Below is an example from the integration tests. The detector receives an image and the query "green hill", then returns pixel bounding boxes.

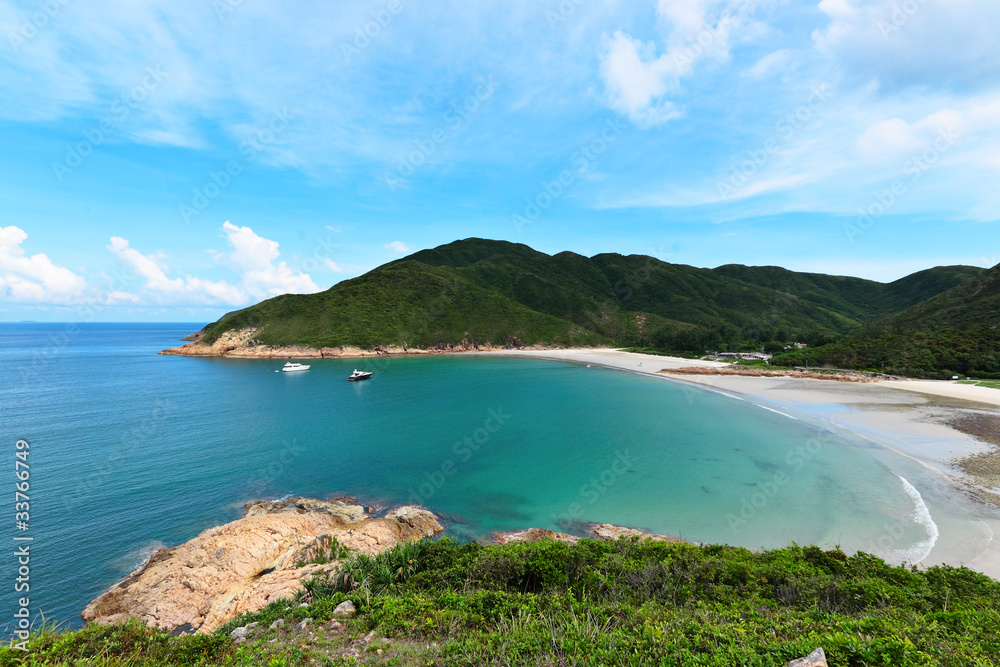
[202,260,608,350]
[712,264,983,321]
[196,238,991,376]
[773,264,1000,378]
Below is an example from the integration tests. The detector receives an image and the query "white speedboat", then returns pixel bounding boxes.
[347,369,372,381]
[280,362,311,373]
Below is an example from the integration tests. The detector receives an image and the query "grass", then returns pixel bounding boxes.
[5,537,1000,666]
[958,380,1000,390]
[295,535,353,568]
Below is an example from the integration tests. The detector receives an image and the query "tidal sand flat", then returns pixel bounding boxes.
[480,348,1000,580]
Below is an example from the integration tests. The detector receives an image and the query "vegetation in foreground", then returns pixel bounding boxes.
[5,537,1000,666]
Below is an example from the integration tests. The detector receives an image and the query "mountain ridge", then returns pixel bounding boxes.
[166,238,993,378]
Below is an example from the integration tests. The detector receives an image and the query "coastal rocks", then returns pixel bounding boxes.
[588,523,685,543]
[491,528,579,545]
[158,327,580,359]
[81,499,443,635]
[491,523,684,545]
[157,327,414,359]
[159,328,268,357]
[242,497,368,522]
[333,601,356,618]
[787,648,828,667]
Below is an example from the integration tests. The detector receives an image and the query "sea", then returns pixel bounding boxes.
[0,323,966,632]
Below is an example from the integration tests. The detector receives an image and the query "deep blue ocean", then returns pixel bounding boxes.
[0,323,937,632]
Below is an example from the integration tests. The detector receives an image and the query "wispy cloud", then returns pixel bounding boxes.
[1,0,999,321]
[384,241,412,254]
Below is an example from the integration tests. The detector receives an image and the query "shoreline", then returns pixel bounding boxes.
[474,348,1000,580]
[157,327,607,359]
[158,341,1000,578]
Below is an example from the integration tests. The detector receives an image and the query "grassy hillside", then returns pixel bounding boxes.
[711,264,983,321]
[396,240,875,342]
[773,264,1000,378]
[6,537,999,666]
[195,238,992,376]
[202,261,608,349]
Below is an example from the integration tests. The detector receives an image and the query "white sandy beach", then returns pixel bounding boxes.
[477,348,1000,580]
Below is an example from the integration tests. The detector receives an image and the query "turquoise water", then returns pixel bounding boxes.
[1,323,934,630]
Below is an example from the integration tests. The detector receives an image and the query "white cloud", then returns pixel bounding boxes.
[599,32,685,127]
[856,117,925,159]
[814,0,1000,95]
[107,291,142,304]
[107,222,318,306]
[324,258,345,273]
[107,236,245,305]
[0,226,88,303]
[744,49,794,79]
[855,100,1000,162]
[384,241,413,254]
[599,0,751,127]
[217,221,318,299]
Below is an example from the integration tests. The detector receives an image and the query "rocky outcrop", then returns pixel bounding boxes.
[491,528,580,545]
[787,648,828,667]
[159,328,585,359]
[81,498,443,635]
[491,523,685,545]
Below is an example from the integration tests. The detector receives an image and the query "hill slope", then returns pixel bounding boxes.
[773,264,1000,378]
[188,238,989,375]
[711,264,983,321]
[201,260,608,350]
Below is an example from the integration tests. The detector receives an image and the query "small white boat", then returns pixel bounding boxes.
[280,362,311,373]
[347,369,372,381]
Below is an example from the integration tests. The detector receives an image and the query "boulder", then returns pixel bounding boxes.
[333,601,356,618]
[491,523,684,545]
[787,648,828,667]
[491,528,579,545]
[587,523,685,543]
[82,500,442,634]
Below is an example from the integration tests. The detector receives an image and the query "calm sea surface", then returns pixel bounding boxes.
[0,323,940,629]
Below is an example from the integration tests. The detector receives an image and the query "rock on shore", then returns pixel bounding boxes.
[81,498,442,635]
[158,327,577,359]
[491,523,685,545]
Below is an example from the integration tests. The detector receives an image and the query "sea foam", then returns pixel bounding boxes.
[894,476,939,565]
[754,404,799,421]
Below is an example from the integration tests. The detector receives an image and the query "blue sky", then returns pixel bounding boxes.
[1,0,998,322]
